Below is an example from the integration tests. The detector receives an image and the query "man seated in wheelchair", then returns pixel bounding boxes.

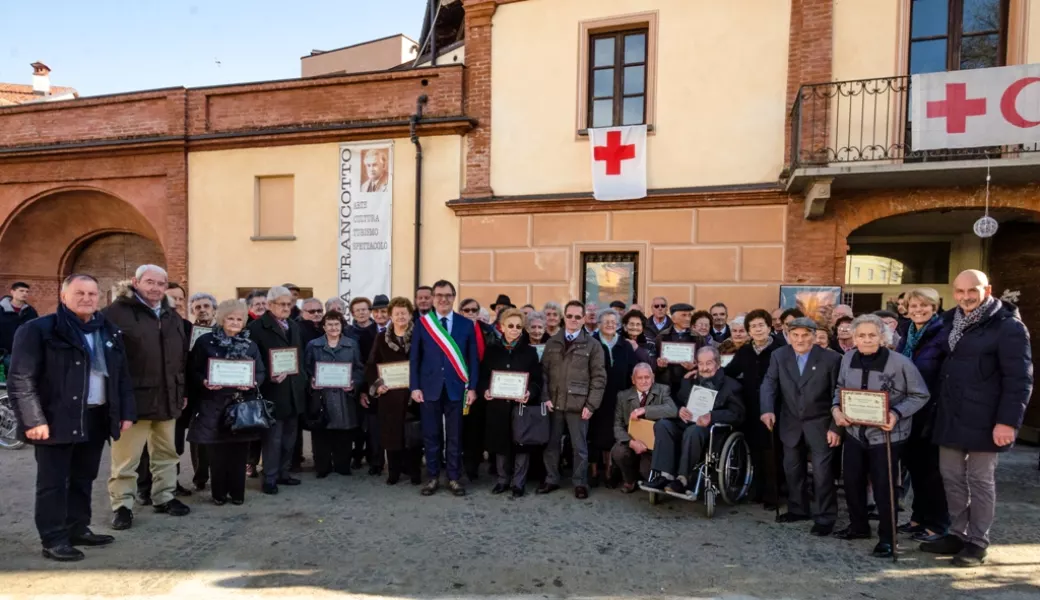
[644,346,744,495]
[611,363,675,493]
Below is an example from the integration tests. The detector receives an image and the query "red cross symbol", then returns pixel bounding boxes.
[593,130,636,175]
[926,82,987,134]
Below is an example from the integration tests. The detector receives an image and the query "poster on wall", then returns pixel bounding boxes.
[338,142,393,309]
[779,286,842,326]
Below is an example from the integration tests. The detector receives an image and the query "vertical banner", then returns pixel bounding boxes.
[338,141,393,307]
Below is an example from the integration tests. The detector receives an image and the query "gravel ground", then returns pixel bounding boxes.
[0,440,1038,600]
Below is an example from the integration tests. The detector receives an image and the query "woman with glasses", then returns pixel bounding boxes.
[620,309,655,364]
[187,299,265,506]
[542,302,563,338]
[366,297,422,485]
[590,308,637,488]
[830,316,855,354]
[304,310,364,478]
[479,308,543,497]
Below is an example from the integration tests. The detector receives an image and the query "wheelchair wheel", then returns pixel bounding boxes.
[704,488,716,518]
[0,388,25,450]
[718,431,752,505]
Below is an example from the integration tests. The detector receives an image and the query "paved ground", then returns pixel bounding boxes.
[0,441,1038,600]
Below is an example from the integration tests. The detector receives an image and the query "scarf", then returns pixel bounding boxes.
[385,323,413,354]
[58,304,108,377]
[213,325,253,359]
[901,314,939,358]
[697,368,727,391]
[503,335,520,351]
[949,296,998,352]
[599,334,618,366]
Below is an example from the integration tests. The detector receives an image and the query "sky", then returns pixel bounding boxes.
[0,0,429,97]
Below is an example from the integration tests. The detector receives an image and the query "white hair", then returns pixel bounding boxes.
[697,345,722,364]
[267,286,292,302]
[189,292,217,307]
[729,315,745,329]
[633,362,655,377]
[527,310,547,326]
[135,264,168,280]
[478,307,491,324]
[597,307,620,324]
[851,314,893,346]
[325,297,347,312]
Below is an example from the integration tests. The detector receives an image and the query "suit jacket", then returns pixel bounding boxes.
[709,325,732,344]
[613,383,674,443]
[247,312,307,420]
[760,344,842,446]
[646,315,673,337]
[409,311,479,401]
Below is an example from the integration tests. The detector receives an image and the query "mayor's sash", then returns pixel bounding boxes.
[420,312,469,384]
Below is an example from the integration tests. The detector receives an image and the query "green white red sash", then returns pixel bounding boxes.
[421,312,469,383]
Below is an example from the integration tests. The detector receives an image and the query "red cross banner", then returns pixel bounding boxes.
[589,125,647,201]
[911,64,1040,151]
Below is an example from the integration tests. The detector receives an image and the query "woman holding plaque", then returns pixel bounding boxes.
[366,297,423,485]
[893,287,950,543]
[831,314,930,558]
[478,308,543,497]
[589,308,637,488]
[304,310,365,478]
[187,299,266,506]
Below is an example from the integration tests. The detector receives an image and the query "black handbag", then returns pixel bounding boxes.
[223,390,274,433]
[404,418,424,449]
[302,390,329,430]
[512,402,550,446]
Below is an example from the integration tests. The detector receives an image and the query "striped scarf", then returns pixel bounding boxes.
[949,296,998,352]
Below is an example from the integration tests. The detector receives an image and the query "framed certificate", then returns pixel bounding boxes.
[628,419,655,450]
[686,385,718,421]
[189,325,210,350]
[720,354,735,367]
[377,361,410,390]
[840,389,890,427]
[269,347,299,377]
[489,370,529,400]
[207,358,255,388]
[315,362,352,389]
[659,341,695,364]
[532,344,546,360]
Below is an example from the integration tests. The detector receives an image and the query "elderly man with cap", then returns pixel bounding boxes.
[371,295,390,333]
[760,316,843,536]
[654,302,708,403]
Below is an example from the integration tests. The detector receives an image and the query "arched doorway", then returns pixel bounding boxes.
[66,233,167,307]
[0,188,165,312]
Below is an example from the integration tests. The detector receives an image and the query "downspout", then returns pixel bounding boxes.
[429,0,438,66]
[410,94,429,292]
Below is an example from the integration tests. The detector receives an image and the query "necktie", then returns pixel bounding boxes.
[441,316,448,332]
[639,392,647,407]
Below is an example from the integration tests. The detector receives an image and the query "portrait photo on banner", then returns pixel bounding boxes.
[360,148,390,194]
[779,285,842,326]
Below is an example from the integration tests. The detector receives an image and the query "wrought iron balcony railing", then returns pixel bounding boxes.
[787,75,1040,170]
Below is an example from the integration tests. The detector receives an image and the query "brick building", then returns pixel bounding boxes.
[0,0,1038,430]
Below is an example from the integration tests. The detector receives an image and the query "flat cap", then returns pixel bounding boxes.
[670,302,694,314]
[787,317,818,332]
[371,294,390,309]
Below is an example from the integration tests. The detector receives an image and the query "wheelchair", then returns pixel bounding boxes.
[640,423,753,518]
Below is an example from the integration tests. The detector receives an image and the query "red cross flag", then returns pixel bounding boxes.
[590,125,647,201]
[911,64,1040,150]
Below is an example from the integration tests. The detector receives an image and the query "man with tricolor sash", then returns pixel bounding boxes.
[410,280,480,497]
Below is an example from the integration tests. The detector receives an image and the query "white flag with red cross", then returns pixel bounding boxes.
[589,125,647,201]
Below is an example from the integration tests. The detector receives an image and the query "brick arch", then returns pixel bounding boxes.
[0,187,165,312]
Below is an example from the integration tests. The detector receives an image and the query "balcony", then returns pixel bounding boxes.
[785,75,1040,217]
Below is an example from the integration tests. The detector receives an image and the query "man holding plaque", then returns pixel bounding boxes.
[924,270,1033,567]
[248,286,308,495]
[611,363,674,492]
[654,303,707,403]
[538,300,607,499]
[410,280,480,497]
[760,317,842,536]
[644,346,743,495]
[831,314,930,558]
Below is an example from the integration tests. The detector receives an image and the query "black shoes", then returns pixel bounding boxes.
[776,512,812,524]
[174,483,193,497]
[833,526,872,541]
[212,497,227,506]
[448,480,467,497]
[386,472,401,485]
[665,479,687,495]
[642,475,669,491]
[154,498,191,516]
[952,542,988,567]
[137,494,153,507]
[574,486,589,500]
[368,466,382,476]
[276,477,302,486]
[810,523,834,536]
[421,479,439,496]
[511,486,525,498]
[262,483,279,495]
[351,458,364,471]
[898,521,926,535]
[920,534,965,555]
[70,529,114,547]
[193,482,207,492]
[536,482,560,495]
[872,542,897,558]
[315,471,330,479]
[42,545,85,562]
[491,483,509,495]
[231,498,244,506]
[111,507,133,530]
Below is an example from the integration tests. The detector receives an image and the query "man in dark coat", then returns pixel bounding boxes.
[349,296,382,475]
[654,303,708,402]
[645,346,743,495]
[921,270,1034,567]
[248,286,308,495]
[646,296,672,336]
[760,317,842,536]
[8,274,136,562]
[290,297,325,472]
[1,281,39,359]
[103,267,190,531]
[708,302,732,343]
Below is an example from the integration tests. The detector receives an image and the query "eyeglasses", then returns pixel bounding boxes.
[271,301,293,308]
[433,293,455,300]
[652,304,666,309]
[564,314,584,320]
[503,323,523,330]
[305,309,323,315]
[461,307,479,314]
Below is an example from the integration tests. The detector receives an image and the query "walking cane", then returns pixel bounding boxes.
[885,430,897,564]
[769,421,780,521]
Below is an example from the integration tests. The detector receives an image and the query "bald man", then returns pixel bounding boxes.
[922,270,1033,567]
